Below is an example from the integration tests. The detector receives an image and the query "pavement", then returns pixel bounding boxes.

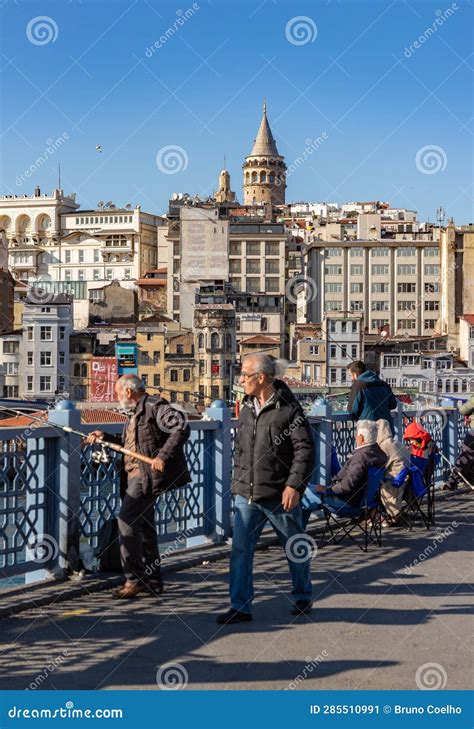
[0,490,472,691]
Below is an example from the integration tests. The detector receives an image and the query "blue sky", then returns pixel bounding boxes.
[0,0,472,222]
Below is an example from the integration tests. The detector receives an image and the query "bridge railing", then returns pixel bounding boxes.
[0,399,466,586]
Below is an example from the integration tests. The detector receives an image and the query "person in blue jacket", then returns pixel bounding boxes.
[347,361,398,432]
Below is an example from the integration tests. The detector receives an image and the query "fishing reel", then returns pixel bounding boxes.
[91,443,111,465]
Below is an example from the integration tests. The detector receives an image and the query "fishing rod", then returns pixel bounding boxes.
[0,405,158,468]
[437,450,474,491]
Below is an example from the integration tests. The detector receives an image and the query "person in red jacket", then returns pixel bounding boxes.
[403,421,434,458]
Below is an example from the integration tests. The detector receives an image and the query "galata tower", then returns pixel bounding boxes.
[242,100,287,205]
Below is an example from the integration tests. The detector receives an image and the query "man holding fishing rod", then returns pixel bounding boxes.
[85,374,191,599]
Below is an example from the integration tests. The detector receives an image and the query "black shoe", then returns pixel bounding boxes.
[291,599,313,616]
[146,580,164,596]
[216,608,252,625]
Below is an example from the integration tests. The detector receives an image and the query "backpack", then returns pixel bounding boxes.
[96,518,122,572]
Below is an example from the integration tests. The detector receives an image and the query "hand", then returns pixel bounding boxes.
[84,430,104,445]
[281,486,300,512]
[151,456,165,472]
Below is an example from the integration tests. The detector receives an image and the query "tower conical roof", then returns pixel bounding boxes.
[249,99,280,157]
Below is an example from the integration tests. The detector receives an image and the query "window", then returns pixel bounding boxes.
[265,277,279,292]
[469,326,474,340]
[372,265,389,275]
[398,282,416,293]
[260,317,268,332]
[351,301,363,311]
[386,378,397,387]
[39,376,52,392]
[173,259,180,274]
[229,241,241,255]
[341,322,347,333]
[124,269,131,280]
[424,264,440,276]
[372,301,389,311]
[424,282,440,293]
[199,360,205,375]
[64,270,72,282]
[81,363,87,377]
[384,356,399,367]
[350,283,364,293]
[78,250,85,263]
[142,374,148,386]
[27,351,33,365]
[211,332,220,350]
[330,345,337,358]
[140,351,150,365]
[424,319,437,330]
[341,345,347,358]
[246,260,260,274]
[424,300,439,311]
[40,326,52,341]
[89,289,104,302]
[246,278,260,293]
[94,250,100,263]
[78,270,85,281]
[309,345,319,355]
[105,234,127,247]
[325,301,342,311]
[341,368,347,384]
[6,362,18,375]
[330,368,337,383]
[59,327,65,340]
[3,341,19,353]
[265,241,279,256]
[326,248,342,257]
[372,319,389,329]
[246,242,260,256]
[352,321,358,333]
[65,250,71,263]
[211,360,220,376]
[93,269,100,280]
[372,247,389,257]
[398,301,416,311]
[397,319,417,330]
[170,369,178,382]
[350,265,364,276]
[325,283,343,293]
[424,247,438,257]
[27,375,33,391]
[40,351,52,366]
[229,259,241,273]
[398,264,416,275]
[351,345,357,358]
[105,268,113,280]
[397,247,416,256]
[265,259,279,274]
[371,283,389,293]
[173,295,179,311]
[325,265,342,275]
[176,344,184,355]
[351,247,364,257]
[329,321,336,333]
[183,369,191,382]
[153,374,161,387]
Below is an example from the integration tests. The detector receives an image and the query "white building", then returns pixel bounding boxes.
[323,312,363,387]
[459,315,474,369]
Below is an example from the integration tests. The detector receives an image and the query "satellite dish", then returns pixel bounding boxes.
[172,193,179,201]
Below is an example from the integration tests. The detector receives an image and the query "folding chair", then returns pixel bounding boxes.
[404,454,437,529]
[318,466,386,552]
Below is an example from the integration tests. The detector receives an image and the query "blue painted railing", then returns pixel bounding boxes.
[0,399,467,585]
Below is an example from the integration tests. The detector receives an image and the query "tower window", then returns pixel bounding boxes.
[260,172,266,183]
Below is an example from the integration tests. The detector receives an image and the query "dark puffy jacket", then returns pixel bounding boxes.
[232,380,315,502]
[348,370,397,428]
[329,443,387,508]
[111,393,191,497]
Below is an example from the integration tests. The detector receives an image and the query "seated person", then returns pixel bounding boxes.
[376,419,411,527]
[302,421,387,526]
[403,420,438,489]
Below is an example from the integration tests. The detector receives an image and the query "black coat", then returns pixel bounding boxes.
[329,443,387,508]
[109,393,191,498]
[232,380,315,502]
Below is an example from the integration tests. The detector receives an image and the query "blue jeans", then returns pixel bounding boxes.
[301,492,350,530]
[229,494,312,614]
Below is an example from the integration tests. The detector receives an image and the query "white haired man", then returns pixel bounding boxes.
[303,420,387,526]
[86,374,190,599]
[217,354,315,625]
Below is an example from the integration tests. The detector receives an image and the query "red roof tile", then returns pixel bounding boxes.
[240,334,280,345]
[461,314,474,325]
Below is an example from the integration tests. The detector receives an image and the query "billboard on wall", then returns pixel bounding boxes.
[90,357,118,402]
[180,207,229,282]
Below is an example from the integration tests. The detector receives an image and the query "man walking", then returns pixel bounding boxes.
[86,374,190,599]
[347,361,397,432]
[217,354,315,625]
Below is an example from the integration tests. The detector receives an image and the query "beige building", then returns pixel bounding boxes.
[439,221,474,347]
[194,304,235,403]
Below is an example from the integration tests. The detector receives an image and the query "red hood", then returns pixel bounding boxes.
[403,421,432,453]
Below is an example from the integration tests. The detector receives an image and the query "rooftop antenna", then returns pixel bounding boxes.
[223,154,226,170]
